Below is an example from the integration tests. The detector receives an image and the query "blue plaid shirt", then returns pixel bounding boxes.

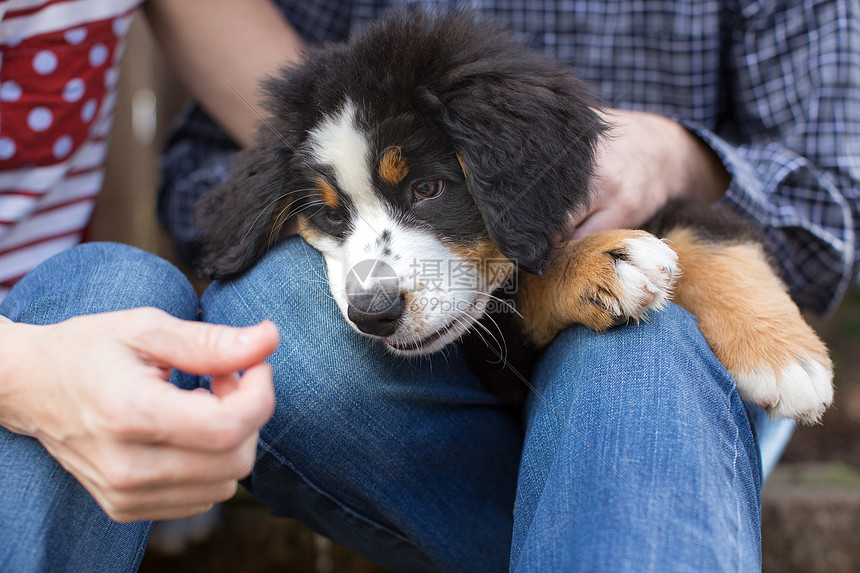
[158,0,860,314]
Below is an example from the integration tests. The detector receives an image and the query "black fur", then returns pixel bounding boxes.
[192,136,299,277]
[192,8,607,278]
[644,199,763,245]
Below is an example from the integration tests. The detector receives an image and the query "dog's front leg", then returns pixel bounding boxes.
[517,229,679,346]
[517,227,833,423]
[662,227,833,423]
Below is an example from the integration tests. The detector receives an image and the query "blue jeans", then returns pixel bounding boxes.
[0,240,793,572]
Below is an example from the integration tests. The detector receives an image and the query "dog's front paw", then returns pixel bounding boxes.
[519,230,680,345]
[576,231,679,331]
[602,232,679,322]
[730,330,833,425]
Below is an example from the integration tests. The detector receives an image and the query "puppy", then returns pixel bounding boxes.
[193,9,833,422]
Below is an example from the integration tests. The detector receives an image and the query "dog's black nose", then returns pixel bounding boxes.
[347,289,405,337]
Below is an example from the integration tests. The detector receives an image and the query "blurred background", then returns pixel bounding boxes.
[92,11,860,573]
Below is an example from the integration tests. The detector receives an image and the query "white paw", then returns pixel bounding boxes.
[612,233,680,320]
[735,356,834,424]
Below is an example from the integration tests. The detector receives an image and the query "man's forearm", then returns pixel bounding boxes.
[144,0,304,147]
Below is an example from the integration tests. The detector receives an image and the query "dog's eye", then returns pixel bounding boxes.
[326,208,345,223]
[412,180,445,202]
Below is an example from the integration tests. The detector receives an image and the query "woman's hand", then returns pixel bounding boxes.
[571,109,729,238]
[0,308,279,522]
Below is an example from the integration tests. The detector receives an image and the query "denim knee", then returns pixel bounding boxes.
[1,242,198,324]
[0,242,187,572]
[199,237,377,415]
[532,302,738,416]
[521,302,760,516]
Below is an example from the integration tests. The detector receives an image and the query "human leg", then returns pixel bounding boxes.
[512,304,764,572]
[0,243,199,573]
[201,237,523,572]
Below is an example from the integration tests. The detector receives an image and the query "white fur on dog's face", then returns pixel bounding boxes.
[300,100,514,355]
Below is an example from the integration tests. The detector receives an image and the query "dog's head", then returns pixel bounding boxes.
[194,9,606,354]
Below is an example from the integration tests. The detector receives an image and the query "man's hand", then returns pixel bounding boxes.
[571,109,730,238]
[0,308,279,522]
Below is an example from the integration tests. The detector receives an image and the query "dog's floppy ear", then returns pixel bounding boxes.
[192,126,297,279]
[421,17,607,274]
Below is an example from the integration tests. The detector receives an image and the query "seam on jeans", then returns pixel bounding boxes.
[227,282,256,323]
[257,435,416,546]
[731,401,743,570]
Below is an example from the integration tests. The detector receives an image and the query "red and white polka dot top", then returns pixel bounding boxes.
[0,0,142,299]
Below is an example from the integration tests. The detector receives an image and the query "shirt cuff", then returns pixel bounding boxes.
[670,116,774,226]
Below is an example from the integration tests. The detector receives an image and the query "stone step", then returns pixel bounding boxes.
[763,462,860,573]
[141,462,860,572]
[140,491,386,573]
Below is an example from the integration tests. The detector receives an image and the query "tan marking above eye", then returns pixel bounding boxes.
[316,177,339,209]
[378,147,409,185]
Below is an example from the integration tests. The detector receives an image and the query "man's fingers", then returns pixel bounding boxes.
[572,208,620,239]
[210,372,241,398]
[99,431,260,489]
[143,362,275,450]
[103,363,275,452]
[45,415,262,522]
[125,310,279,376]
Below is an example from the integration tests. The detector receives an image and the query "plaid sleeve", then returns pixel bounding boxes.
[157,105,238,265]
[680,0,860,313]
